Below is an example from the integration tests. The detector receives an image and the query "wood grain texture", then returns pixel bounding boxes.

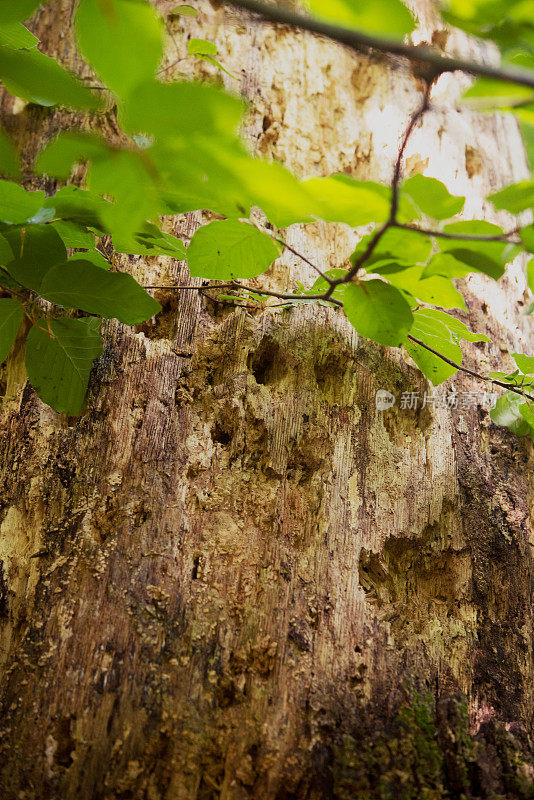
[0,2,533,798]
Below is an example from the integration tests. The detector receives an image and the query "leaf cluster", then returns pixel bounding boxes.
[0,0,533,434]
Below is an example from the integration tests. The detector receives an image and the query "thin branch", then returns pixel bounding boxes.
[143,280,343,305]
[271,232,335,284]
[408,334,534,402]
[244,218,335,284]
[390,84,431,223]
[397,222,522,243]
[224,0,534,89]
[327,85,431,293]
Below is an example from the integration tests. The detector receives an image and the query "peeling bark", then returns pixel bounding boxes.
[0,2,533,798]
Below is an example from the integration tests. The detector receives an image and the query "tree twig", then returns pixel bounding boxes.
[408,334,534,402]
[325,85,431,295]
[397,222,522,242]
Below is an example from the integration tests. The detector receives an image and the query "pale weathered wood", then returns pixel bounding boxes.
[0,2,533,798]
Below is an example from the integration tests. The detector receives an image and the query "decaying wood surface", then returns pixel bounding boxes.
[0,1,533,798]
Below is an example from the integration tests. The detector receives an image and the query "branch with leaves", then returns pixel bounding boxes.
[0,0,534,439]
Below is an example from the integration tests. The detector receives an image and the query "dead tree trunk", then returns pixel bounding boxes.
[0,2,533,798]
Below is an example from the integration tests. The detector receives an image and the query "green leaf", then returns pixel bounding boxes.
[0,0,51,22]
[491,390,531,435]
[521,226,534,258]
[36,131,109,179]
[113,226,186,258]
[40,258,161,324]
[169,5,198,17]
[301,175,391,227]
[490,180,534,214]
[88,149,163,239]
[382,264,466,309]
[462,78,534,109]
[513,352,534,373]
[122,79,244,141]
[76,0,164,97]
[527,255,534,296]
[411,275,466,309]
[42,186,108,230]
[4,223,67,291]
[0,22,38,49]
[401,174,465,220]
[188,37,217,55]
[0,232,12,263]
[417,308,489,343]
[423,253,473,279]
[25,317,103,415]
[431,221,516,280]
[404,310,462,385]
[307,0,415,36]
[343,279,413,347]
[0,180,44,223]
[68,250,110,270]
[187,219,280,280]
[51,220,96,249]
[0,296,22,362]
[519,120,534,170]
[214,154,319,228]
[353,226,432,269]
[0,127,19,178]
[519,402,534,434]
[0,44,99,108]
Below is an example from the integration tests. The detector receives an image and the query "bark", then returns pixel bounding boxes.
[0,1,533,799]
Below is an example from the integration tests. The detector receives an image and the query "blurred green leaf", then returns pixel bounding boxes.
[123,79,244,140]
[0,128,19,178]
[113,226,186,258]
[69,250,110,270]
[301,175,391,227]
[307,0,414,36]
[169,5,198,17]
[42,186,108,230]
[353,226,432,269]
[76,0,164,97]
[0,180,44,223]
[36,131,109,179]
[402,174,465,220]
[0,44,99,108]
[490,180,534,213]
